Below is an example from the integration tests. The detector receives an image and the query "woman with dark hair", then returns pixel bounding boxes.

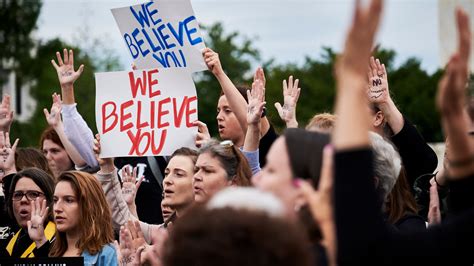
[162,206,313,266]
[15,148,53,177]
[193,139,252,203]
[203,48,279,167]
[45,171,116,264]
[2,168,56,257]
[40,127,75,178]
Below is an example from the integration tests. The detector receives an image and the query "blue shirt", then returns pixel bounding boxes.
[82,243,118,266]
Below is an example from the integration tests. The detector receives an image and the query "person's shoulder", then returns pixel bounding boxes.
[100,243,117,256]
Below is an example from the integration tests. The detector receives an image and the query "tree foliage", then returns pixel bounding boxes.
[197,23,444,142]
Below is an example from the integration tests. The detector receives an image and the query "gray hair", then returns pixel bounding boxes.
[207,187,285,218]
[369,132,402,201]
[199,139,237,180]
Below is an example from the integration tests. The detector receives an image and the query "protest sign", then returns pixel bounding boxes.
[95,68,198,157]
[111,0,207,72]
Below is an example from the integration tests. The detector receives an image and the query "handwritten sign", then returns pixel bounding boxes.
[95,68,198,157]
[111,0,207,72]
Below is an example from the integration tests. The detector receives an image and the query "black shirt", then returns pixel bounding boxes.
[258,125,279,167]
[114,156,167,225]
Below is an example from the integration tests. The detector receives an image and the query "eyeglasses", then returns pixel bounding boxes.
[12,191,44,201]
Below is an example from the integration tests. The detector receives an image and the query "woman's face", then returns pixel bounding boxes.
[193,152,231,203]
[163,155,195,209]
[12,177,46,228]
[216,96,244,146]
[53,181,80,234]
[252,137,300,216]
[42,139,73,177]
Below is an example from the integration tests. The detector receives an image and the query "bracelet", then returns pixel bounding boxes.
[448,154,474,168]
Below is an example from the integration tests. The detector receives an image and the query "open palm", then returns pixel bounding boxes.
[51,49,84,87]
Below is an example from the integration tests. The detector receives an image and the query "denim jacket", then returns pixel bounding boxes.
[82,243,118,266]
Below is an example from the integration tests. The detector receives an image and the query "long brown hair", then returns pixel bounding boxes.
[49,171,114,257]
[386,167,419,224]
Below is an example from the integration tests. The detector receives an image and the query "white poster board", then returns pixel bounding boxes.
[112,0,207,72]
[95,68,198,157]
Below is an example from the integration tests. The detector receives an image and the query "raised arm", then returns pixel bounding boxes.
[369,57,438,184]
[437,8,473,178]
[367,56,404,134]
[93,134,155,243]
[203,48,248,131]
[333,0,382,149]
[242,75,266,175]
[51,49,98,168]
[44,93,86,168]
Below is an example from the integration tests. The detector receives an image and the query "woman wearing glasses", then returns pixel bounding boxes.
[3,168,56,257]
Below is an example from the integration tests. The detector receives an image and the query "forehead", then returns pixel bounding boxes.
[217,95,229,108]
[167,155,195,171]
[196,152,221,168]
[54,181,76,196]
[42,139,63,150]
[15,177,42,192]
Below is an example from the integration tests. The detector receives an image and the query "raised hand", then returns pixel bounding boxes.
[203,48,224,76]
[119,226,141,266]
[93,134,114,172]
[336,0,383,86]
[121,166,143,206]
[127,220,147,251]
[43,93,62,129]
[274,76,301,128]
[333,0,383,149]
[437,8,471,117]
[51,49,84,88]
[247,79,266,126]
[193,120,211,148]
[436,8,473,178]
[0,131,19,176]
[367,57,390,103]
[27,199,49,247]
[0,95,14,133]
[140,227,168,266]
[253,67,267,91]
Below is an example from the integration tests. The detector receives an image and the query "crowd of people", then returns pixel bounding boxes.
[1,0,474,265]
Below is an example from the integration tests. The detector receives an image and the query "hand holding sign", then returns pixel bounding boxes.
[95,68,198,157]
[51,49,84,89]
[203,48,224,77]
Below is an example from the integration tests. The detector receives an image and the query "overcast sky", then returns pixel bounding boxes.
[36,0,445,73]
